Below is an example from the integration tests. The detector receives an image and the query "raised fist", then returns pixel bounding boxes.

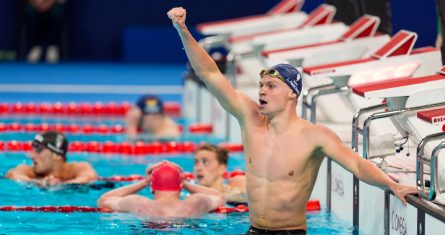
[167,7,187,30]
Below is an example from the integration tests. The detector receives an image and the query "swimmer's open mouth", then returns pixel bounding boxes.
[259,99,267,105]
[196,174,204,180]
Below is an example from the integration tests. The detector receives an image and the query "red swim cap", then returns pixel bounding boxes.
[150,162,182,191]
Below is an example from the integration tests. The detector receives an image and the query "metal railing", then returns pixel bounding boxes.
[300,84,336,120]
[351,103,388,152]
[303,86,350,123]
[417,134,445,201]
[362,102,445,159]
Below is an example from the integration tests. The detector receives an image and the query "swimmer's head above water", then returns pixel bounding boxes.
[31,131,68,176]
[260,63,302,96]
[150,161,182,192]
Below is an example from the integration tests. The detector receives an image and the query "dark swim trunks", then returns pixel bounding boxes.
[245,226,306,235]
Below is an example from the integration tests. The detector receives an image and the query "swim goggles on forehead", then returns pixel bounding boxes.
[259,69,286,82]
[31,140,64,155]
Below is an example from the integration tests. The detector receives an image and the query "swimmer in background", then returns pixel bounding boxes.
[6,131,97,185]
[98,160,225,218]
[193,144,247,204]
[126,95,181,141]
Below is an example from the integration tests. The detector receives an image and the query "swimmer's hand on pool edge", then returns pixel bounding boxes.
[388,182,418,206]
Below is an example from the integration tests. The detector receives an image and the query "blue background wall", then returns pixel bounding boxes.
[0,0,438,63]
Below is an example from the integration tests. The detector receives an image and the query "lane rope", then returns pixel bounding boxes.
[0,205,249,214]
[0,122,214,135]
[0,141,244,154]
[0,102,181,117]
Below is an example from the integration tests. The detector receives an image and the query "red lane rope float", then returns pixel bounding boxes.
[0,141,243,154]
[0,102,181,117]
[0,206,105,213]
[219,143,244,152]
[0,122,214,135]
[0,205,248,214]
[100,171,246,182]
[306,199,321,211]
[188,123,213,134]
[0,123,127,134]
[3,102,131,116]
[213,204,249,213]
[98,175,145,182]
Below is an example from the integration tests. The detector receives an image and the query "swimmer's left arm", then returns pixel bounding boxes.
[98,179,150,211]
[316,126,417,205]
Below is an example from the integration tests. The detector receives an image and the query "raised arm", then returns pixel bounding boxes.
[97,179,150,212]
[167,7,256,121]
[315,126,417,205]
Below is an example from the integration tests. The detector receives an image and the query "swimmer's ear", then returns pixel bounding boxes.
[218,164,227,176]
[289,91,297,99]
[52,154,64,161]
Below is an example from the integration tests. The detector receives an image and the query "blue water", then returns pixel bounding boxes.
[0,151,356,234]
[0,210,354,234]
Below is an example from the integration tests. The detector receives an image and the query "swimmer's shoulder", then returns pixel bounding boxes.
[6,164,34,178]
[67,161,96,175]
[227,176,246,191]
[297,117,331,134]
[68,161,93,168]
[15,164,33,171]
[301,122,341,148]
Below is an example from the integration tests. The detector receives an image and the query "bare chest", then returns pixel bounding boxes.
[244,132,314,180]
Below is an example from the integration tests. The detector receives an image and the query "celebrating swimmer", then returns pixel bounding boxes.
[167,7,417,234]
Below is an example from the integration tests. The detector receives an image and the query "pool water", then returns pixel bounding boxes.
[0,151,358,234]
[0,209,355,234]
[0,152,246,206]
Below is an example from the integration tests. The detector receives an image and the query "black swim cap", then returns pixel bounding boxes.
[33,131,68,158]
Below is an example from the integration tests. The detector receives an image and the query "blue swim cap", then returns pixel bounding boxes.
[136,95,164,115]
[261,64,302,96]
